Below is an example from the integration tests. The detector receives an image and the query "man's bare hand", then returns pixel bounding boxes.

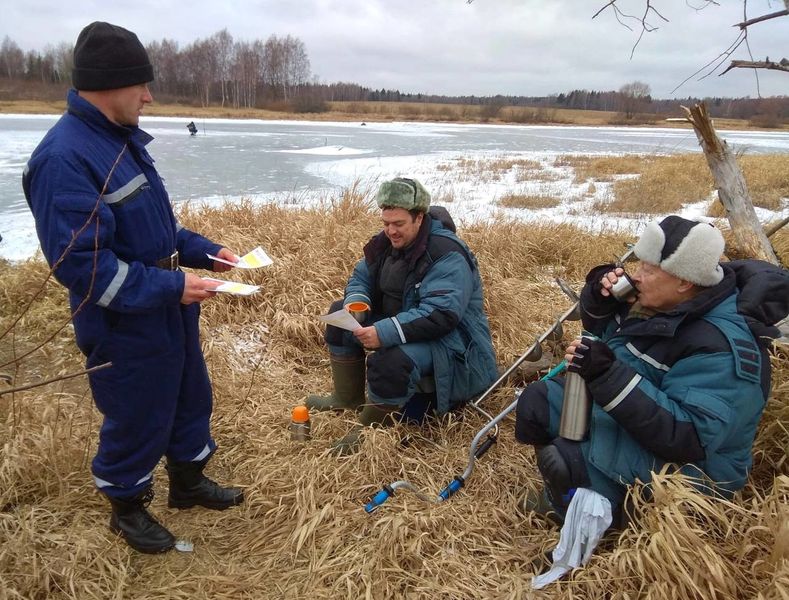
[181,273,219,304]
[213,247,238,273]
[353,325,381,349]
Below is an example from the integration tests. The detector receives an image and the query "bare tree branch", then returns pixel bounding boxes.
[735,8,789,28]
[670,29,747,93]
[766,216,789,238]
[722,58,789,74]
[593,0,669,56]
[594,1,788,95]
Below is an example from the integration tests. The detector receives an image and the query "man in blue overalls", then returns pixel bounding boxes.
[23,22,243,553]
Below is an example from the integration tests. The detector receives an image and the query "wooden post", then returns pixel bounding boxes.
[681,102,779,264]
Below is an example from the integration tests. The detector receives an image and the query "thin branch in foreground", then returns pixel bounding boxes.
[670,29,747,93]
[0,361,112,396]
[0,144,128,369]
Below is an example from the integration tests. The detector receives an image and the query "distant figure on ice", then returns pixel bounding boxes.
[306,177,498,455]
[187,121,198,135]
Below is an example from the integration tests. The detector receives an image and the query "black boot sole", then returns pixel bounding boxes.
[109,523,175,554]
[168,491,244,511]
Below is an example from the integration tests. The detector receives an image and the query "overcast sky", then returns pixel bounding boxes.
[2,0,787,99]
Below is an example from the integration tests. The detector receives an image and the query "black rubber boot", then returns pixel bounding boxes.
[107,488,175,554]
[537,437,594,512]
[536,444,574,511]
[306,354,366,412]
[331,402,398,456]
[167,459,244,510]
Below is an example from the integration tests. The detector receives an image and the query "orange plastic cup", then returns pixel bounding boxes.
[345,301,370,323]
[291,405,310,423]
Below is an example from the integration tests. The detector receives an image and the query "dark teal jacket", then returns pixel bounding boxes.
[577,260,788,498]
[344,210,497,414]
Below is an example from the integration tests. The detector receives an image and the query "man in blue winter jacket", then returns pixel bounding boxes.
[515,215,789,524]
[23,22,243,553]
[307,177,498,455]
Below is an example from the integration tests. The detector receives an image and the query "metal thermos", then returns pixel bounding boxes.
[289,406,311,442]
[559,371,590,441]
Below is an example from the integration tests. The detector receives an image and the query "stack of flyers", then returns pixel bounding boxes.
[207,246,274,269]
[202,278,260,296]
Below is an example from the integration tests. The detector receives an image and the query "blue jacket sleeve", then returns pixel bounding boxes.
[374,252,472,347]
[587,352,739,464]
[27,154,185,313]
[344,258,374,308]
[175,222,222,270]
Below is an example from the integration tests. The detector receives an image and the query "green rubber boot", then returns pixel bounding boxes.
[306,354,366,412]
[330,403,398,456]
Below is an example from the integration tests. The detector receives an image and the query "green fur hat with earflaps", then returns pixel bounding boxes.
[375,177,431,212]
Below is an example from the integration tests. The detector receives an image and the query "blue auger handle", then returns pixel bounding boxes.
[365,484,395,513]
[438,476,465,501]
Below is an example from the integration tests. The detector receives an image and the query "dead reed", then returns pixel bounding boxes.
[0,199,786,599]
[498,194,561,210]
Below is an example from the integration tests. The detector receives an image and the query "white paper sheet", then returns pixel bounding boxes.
[202,277,260,296]
[317,307,361,331]
[207,246,274,269]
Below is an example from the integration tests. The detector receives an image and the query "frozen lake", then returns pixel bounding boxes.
[1,114,788,261]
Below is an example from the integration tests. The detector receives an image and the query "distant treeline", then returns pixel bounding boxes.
[1,31,787,121]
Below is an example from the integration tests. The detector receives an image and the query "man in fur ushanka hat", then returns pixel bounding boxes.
[307,177,498,455]
[514,215,789,528]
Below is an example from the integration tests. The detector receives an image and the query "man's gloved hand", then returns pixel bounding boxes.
[566,336,615,381]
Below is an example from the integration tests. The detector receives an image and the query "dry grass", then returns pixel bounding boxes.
[608,155,713,214]
[554,154,648,183]
[738,155,789,212]
[563,153,788,217]
[434,157,554,185]
[1,198,787,599]
[498,194,561,210]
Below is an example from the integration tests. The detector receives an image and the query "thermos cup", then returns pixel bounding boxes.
[610,271,637,302]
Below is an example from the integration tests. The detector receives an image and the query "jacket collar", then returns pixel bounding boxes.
[66,88,153,148]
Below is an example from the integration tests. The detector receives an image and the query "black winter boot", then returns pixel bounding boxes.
[107,488,175,554]
[167,459,244,510]
[305,354,366,412]
[536,440,591,511]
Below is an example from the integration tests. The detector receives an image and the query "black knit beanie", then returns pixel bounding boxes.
[72,22,154,91]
